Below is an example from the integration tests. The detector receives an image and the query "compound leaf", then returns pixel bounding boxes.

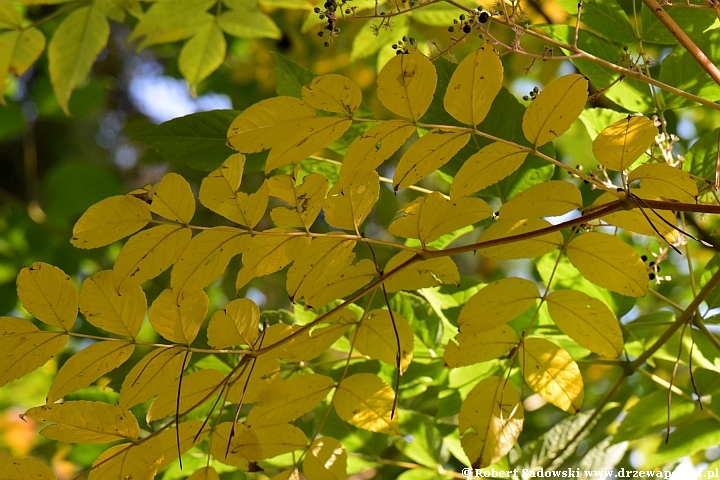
[113,224,192,293]
[628,162,698,203]
[24,401,138,443]
[47,341,134,404]
[120,348,190,409]
[17,262,77,331]
[382,250,459,292]
[246,373,335,426]
[231,423,308,462]
[393,129,470,190]
[334,373,398,434]
[179,22,226,88]
[171,226,249,297]
[377,49,436,122]
[443,46,503,127]
[592,116,657,171]
[477,218,563,260]
[521,338,584,413]
[457,277,539,332]
[388,192,492,246]
[324,171,380,232]
[353,309,414,372]
[149,172,195,224]
[302,74,362,114]
[236,232,310,290]
[0,317,68,389]
[566,232,647,297]
[0,458,56,480]
[450,142,528,199]
[444,324,519,368]
[546,290,623,357]
[0,28,45,101]
[207,298,260,348]
[71,195,151,249]
[147,368,225,422]
[498,181,582,220]
[459,376,524,468]
[522,74,588,147]
[304,437,347,480]
[79,270,146,338]
[148,288,208,345]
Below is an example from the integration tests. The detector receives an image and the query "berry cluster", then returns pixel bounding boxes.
[314,0,353,46]
[391,36,417,55]
[522,86,540,101]
[447,8,490,35]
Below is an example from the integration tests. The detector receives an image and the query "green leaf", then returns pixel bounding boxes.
[134,110,262,172]
[646,419,720,467]
[411,0,473,26]
[272,51,317,98]
[128,0,215,49]
[542,25,652,113]
[179,22,227,88]
[640,5,716,45]
[683,128,720,185]
[0,28,45,101]
[659,31,720,109]
[613,389,695,443]
[579,0,636,44]
[48,4,110,114]
[218,7,281,39]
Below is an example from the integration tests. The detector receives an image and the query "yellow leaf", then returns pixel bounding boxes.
[521,338,584,413]
[324,171,380,232]
[0,317,68,389]
[450,142,528,199]
[48,4,109,113]
[0,28,45,101]
[334,373,398,434]
[199,155,270,228]
[566,232,647,297]
[269,470,301,480]
[188,467,220,480]
[128,0,215,49]
[231,423,307,462]
[0,458,56,480]
[445,325,519,368]
[179,22,226,87]
[149,172,195,224]
[24,401,138,443]
[79,270,146,338]
[382,250,459,292]
[266,117,352,173]
[171,226,249,298]
[388,192,492,245]
[147,368,226,422]
[120,347,190,409]
[47,341,134,404]
[337,121,415,190]
[228,97,315,152]
[207,298,260,348]
[236,231,310,290]
[302,74,362,114]
[591,192,678,240]
[88,443,163,480]
[247,374,335,426]
[546,290,623,357]
[443,46,503,126]
[17,262,77,331]
[498,181,582,220]
[269,173,328,230]
[305,258,376,309]
[277,310,355,361]
[457,277,539,332]
[376,49,436,122]
[592,115,657,171]
[522,74,588,147]
[393,129,471,190]
[143,420,209,470]
[477,218,563,260]
[459,376,523,468]
[227,97,350,173]
[209,423,250,469]
[303,437,347,480]
[148,288,208,344]
[628,162,698,203]
[227,354,281,404]
[71,195,152,249]
[286,236,356,303]
[113,224,192,293]
[353,309,414,371]
[0,4,23,29]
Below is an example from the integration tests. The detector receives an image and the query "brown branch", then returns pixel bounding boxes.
[642,0,720,87]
